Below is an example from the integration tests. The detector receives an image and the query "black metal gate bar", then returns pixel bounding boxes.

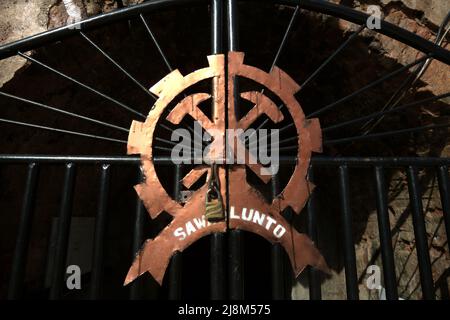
[374,166,398,300]
[2,155,450,166]
[90,164,111,299]
[271,243,285,299]
[0,155,141,164]
[312,157,450,167]
[271,175,285,299]
[437,166,450,253]
[338,165,359,300]
[50,163,77,300]
[228,229,244,299]
[168,253,182,299]
[129,167,145,299]
[210,0,226,301]
[168,164,183,299]
[226,0,244,300]
[7,163,39,299]
[406,166,435,300]
[306,168,322,300]
[211,233,226,299]
[212,0,224,54]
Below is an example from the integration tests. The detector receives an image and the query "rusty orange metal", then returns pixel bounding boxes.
[124,52,328,286]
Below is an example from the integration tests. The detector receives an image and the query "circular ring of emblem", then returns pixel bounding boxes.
[124,52,329,286]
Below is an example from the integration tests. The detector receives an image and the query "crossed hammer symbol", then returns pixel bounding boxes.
[166,90,283,186]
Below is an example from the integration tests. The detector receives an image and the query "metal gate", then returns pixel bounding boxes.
[3,155,449,300]
[0,0,449,301]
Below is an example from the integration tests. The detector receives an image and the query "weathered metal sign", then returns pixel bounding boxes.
[124,52,328,286]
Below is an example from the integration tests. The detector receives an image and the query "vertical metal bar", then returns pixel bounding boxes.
[228,229,244,299]
[90,164,111,300]
[212,0,223,54]
[306,168,322,300]
[437,166,450,253]
[129,167,145,300]
[338,165,359,300]
[7,163,39,299]
[271,175,285,299]
[374,166,398,300]
[227,0,244,300]
[271,244,284,299]
[211,233,226,299]
[226,0,239,51]
[210,0,226,301]
[226,0,239,119]
[406,166,435,300]
[50,163,76,300]
[168,164,183,299]
[168,252,182,300]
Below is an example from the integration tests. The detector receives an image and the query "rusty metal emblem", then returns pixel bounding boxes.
[124,52,329,286]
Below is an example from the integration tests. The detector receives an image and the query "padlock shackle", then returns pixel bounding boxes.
[207,163,220,190]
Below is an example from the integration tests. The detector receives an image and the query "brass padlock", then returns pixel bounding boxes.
[205,187,225,222]
[205,164,225,222]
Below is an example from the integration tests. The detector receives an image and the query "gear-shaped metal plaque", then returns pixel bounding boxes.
[124,52,329,286]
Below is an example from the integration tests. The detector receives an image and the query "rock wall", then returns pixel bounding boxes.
[0,0,144,88]
[0,0,57,87]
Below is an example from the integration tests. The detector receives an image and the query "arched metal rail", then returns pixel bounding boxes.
[0,0,449,65]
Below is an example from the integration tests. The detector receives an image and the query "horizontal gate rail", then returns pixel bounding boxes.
[2,155,450,166]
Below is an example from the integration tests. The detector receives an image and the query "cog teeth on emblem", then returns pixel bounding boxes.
[127,120,145,155]
[150,69,184,97]
[305,118,323,153]
[239,91,284,129]
[269,66,301,94]
[291,233,331,277]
